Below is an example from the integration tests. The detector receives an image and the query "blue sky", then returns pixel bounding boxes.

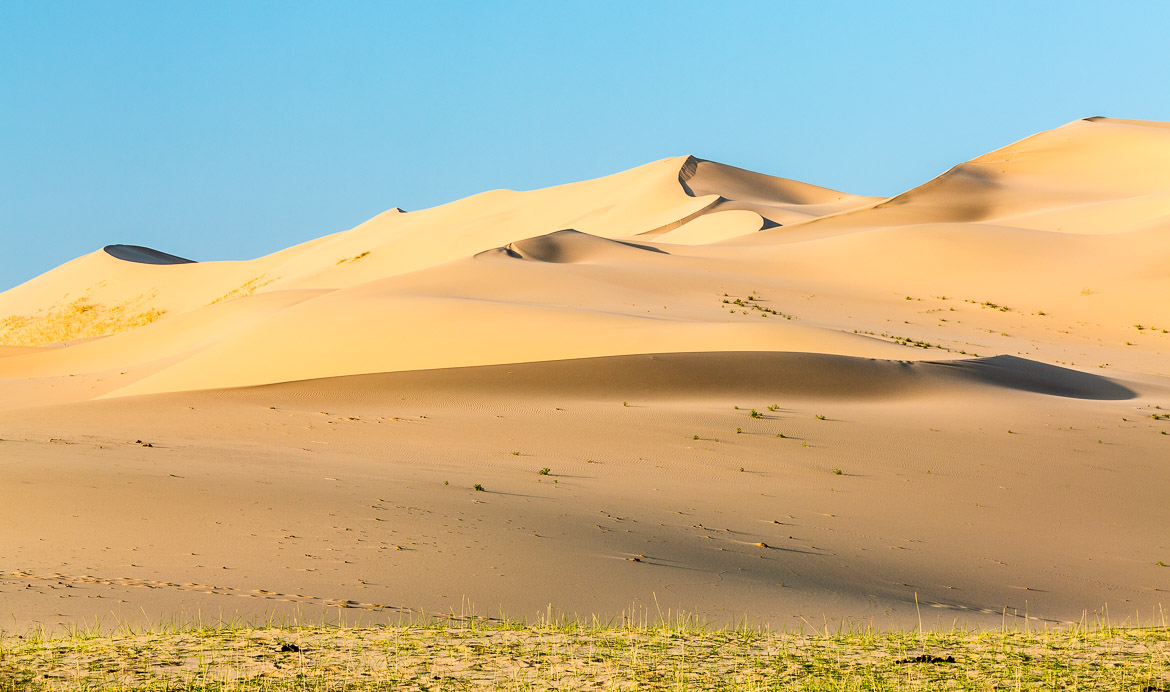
[3,1,1168,289]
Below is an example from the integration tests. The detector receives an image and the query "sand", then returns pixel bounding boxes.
[1,117,1168,631]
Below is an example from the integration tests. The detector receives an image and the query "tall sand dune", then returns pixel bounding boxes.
[3,116,1167,397]
[752,117,1170,237]
[2,118,1169,629]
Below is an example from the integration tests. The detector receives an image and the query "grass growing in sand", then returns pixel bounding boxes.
[209,275,278,305]
[0,618,1167,691]
[0,295,165,346]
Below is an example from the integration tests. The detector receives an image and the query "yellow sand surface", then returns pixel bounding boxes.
[1,118,1168,629]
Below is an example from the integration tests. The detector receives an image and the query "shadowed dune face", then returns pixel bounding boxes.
[1084,116,1170,129]
[765,117,1170,237]
[495,229,669,263]
[680,155,867,206]
[234,352,1137,403]
[930,355,1136,400]
[872,165,1002,222]
[102,244,195,265]
[677,155,881,226]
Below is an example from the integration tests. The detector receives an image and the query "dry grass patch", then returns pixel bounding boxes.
[0,295,165,346]
[209,275,278,305]
[0,621,1166,690]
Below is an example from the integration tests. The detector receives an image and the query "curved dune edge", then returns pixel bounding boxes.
[484,229,669,263]
[653,210,765,245]
[199,351,1137,403]
[677,155,882,226]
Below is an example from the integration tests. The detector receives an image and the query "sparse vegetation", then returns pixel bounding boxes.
[1,294,166,346]
[473,483,485,492]
[815,414,826,421]
[0,621,1165,691]
[967,299,1012,312]
[720,292,794,319]
[852,329,952,352]
[335,250,371,265]
[209,274,277,305]
[538,467,550,476]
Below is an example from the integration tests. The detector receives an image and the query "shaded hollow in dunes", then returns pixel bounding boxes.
[219,352,1137,403]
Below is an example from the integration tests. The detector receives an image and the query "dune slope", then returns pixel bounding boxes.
[1,117,1169,629]
[3,119,1168,398]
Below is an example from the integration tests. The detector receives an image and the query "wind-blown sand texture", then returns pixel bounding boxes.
[1,117,1168,631]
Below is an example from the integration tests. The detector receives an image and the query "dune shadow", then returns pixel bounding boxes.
[926,355,1136,401]
[498,229,668,264]
[225,351,1137,405]
[103,244,195,265]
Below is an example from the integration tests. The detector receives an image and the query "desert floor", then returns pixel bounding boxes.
[3,353,1168,631]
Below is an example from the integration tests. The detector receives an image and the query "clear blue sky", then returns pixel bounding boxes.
[3,1,1169,290]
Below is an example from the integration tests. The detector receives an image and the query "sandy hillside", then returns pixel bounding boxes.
[1,117,1168,631]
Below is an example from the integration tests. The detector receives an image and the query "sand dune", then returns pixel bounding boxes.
[755,117,1170,237]
[7,118,1166,393]
[492,229,668,263]
[197,351,1141,402]
[2,354,1165,630]
[2,118,1169,630]
[678,155,882,226]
